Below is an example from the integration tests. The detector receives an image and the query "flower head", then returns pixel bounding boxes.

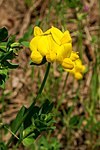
[65,58,86,80]
[29,26,73,68]
[29,26,86,77]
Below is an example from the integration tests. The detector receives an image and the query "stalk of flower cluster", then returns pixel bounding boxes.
[5,62,51,149]
[63,72,69,90]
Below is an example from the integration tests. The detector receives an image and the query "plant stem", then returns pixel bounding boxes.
[63,72,69,90]
[5,62,51,149]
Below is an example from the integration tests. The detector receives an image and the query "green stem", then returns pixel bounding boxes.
[5,62,51,149]
[37,63,51,95]
[63,72,69,90]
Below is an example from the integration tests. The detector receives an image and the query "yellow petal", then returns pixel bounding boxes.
[30,36,41,51]
[56,46,65,63]
[43,29,51,35]
[46,51,57,62]
[81,65,86,73]
[51,26,63,45]
[70,51,79,61]
[75,59,86,73]
[47,35,58,53]
[34,26,43,36]
[56,43,72,63]
[62,58,74,69]
[61,30,72,44]
[63,43,72,57]
[38,36,49,56]
[31,50,43,64]
[75,59,82,66]
[75,72,83,80]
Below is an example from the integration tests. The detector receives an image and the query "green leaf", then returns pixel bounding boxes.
[37,136,61,150]
[7,35,15,50]
[0,50,15,62]
[0,48,6,53]
[23,124,36,138]
[2,61,19,69]
[0,69,8,88]
[24,106,39,129]
[22,137,34,147]
[10,42,21,49]
[0,142,6,150]
[21,41,30,47]
[11,106,26,132]
[0,27,8,42]
[41,99,53,114]
[23,100,54,142]
[0,74,6,83]
[0,42,7,51]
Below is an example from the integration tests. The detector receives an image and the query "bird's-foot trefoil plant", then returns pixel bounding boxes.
[0,26,86,149]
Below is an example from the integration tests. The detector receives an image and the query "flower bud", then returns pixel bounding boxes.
[62,58,74,69]
[70,51,79,61]
[75,72,83,80]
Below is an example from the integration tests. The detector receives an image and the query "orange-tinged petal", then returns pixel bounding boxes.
[34,26,43,36]
[31,50,43,64]
[61,30,72,44]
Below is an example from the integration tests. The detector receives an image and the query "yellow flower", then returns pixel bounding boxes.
[61,58,74,69]
[29,26,73,69]
[65,58,86,80]
[29,26,86,79]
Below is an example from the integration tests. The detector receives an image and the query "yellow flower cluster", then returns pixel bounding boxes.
[30,26,86,79]
[65,52,86,80]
